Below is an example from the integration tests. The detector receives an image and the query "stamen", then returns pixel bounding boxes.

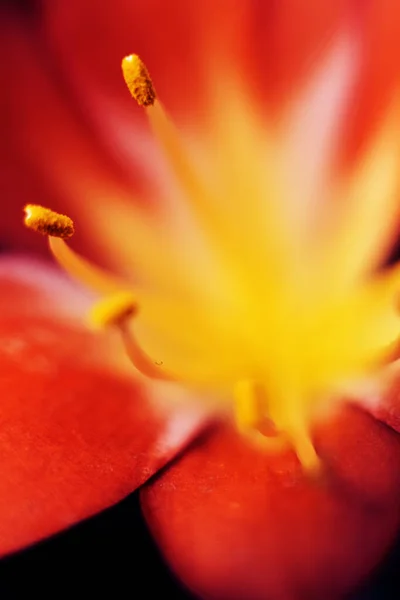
[233,380,288,453]
[89,293,176,382]
[122,54,257,300]
[88,291,138,328]
[122,54,211,220]
[121,54,156,107]
[24,204,74,239]
[268,396,321,473]
[23,205,126,294]
[234,380,321,471]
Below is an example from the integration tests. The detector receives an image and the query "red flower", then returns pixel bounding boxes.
[3,1,400,598]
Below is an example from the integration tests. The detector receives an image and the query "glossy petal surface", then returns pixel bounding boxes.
[0,259,205,555]
[142,405,400,600]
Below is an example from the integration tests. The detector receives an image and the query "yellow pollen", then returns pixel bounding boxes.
[24,204,74,239]
[121,54,156,107]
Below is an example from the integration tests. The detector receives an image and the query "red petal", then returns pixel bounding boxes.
[0,260,206,555]
[142,405,400,600]
[0,146,52,257]
[41,1,349,124]
[342,0,400,162]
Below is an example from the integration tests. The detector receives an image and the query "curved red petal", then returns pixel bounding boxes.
[142,405,400,600]
[0,261,206,555]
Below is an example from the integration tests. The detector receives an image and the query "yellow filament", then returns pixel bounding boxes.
[121,54,156,107]
[233,380,289,454]
[48,237,125,295]
[122,55,216,224]
[118,321,176,381]
[24,204,74,239]
[147,102,208,202]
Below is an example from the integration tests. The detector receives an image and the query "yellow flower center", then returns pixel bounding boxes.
[24,54,400,472]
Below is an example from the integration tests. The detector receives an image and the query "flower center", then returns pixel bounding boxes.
[23,54,400,473]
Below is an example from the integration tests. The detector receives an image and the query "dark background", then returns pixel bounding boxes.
[0,489,398,599]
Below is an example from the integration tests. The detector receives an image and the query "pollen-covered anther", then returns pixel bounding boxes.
[24,204,74,239]
[121,54,156,107]
[88,291,138,329]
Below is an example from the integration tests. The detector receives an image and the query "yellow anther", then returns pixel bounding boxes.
[24,204,74,239]
[121,54,156,107]
[88,292,138,329]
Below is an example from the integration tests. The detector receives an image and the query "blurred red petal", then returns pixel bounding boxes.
[242,0,349,109]
[0,256,94,318]
[39,0,400,187]
[41,1,349,125]
[142,405,400,600]
[0,144,53,256]
[342,0,400,162]
[0,259,206,555]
